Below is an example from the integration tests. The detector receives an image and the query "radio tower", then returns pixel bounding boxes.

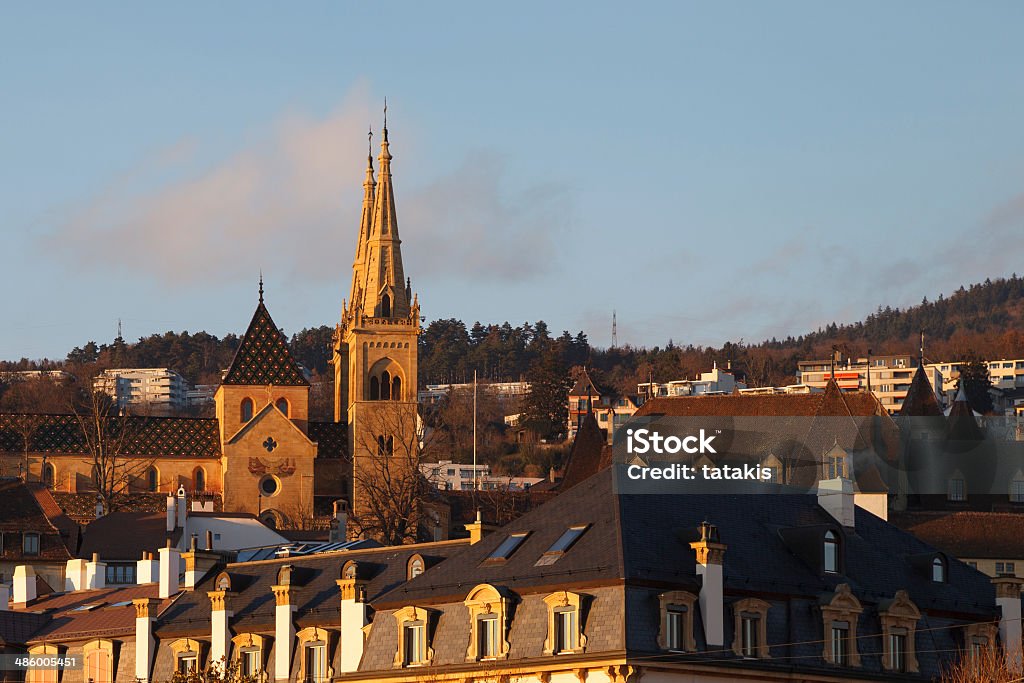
[612,310,618,349]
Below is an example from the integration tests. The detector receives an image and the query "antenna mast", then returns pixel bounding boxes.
[612,310,618,348]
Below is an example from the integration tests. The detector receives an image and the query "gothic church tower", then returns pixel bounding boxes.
[331,120,421,537]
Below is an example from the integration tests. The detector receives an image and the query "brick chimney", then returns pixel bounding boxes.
[689,521,727,646]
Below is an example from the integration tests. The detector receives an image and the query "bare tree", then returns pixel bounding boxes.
[350,403,439,545]
[0,376,72,481]
[941,643,1021,682]
[71,389,154,514]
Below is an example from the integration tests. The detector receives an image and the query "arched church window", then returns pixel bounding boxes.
[241,398,254,422]
[42,463,55,489]
[370,376,380,400]
[381,293,391,318]
[381,371,391,400]
[147,466,159,493]
[392,376,402,401]
[276,398,289,417]
[377,436,386,457]
[386,436,394,456]
[193,467,206,493]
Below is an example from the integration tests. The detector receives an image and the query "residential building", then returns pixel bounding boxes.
[568,370,643,442]
[420,460,543,492]
[0,480,74,590]
[418,381,529,405]
[93,368,189,412]
[637,365,748,399]
[928,358,1024,393]
[3,466,1009,682]
[797,354,943,414]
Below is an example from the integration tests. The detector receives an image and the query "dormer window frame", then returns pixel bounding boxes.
[542,591,587,656]
[393,606,434,668]
[879,590,921,673]
[823,530,841,574]
[464,584,511,661]
[820,584,862,667]
[657,591,697,652]
[731,598,771,659]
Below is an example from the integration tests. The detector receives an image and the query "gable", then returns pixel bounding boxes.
[226,402,314,448]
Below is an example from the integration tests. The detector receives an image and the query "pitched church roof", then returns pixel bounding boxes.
[899,365,943,417]
[222,292,308,387]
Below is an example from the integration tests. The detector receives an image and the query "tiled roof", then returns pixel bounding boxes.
[892,511,1024,559]
[0,480,72,562]
[0,413,220,458]
[222,302,308,386]
[17,583,166,642]
[568,369,598,397]
[899,365,944,417]
[78,512,175,561]
[309,421,347,458]
[0,611,51,646]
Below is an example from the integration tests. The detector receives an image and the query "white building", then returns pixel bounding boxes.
[418,380,530,405]
[93,368,189,411]
[420,460,542,492]
[797,354,943,413]
[927,358,1024,393]
[638,365,747,399]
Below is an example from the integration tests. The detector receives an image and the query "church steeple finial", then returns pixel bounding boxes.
[259,271,264,304]
[383,97,388,142]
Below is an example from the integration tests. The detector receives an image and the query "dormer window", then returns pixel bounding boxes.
[932,556,946,583]
[477,615,499,659]
[657,591,697,652]
[732,598,770,658]
[543,592,586,655]
[948,471,966,501]
[824,531,840,574]
[554,608,578,653]
[393,606,434,668]
[408,554,425,580]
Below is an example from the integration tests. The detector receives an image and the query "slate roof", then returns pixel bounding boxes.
[78,512,179,561]
[0,480,72,562]
[0,611,51,646]
[0,413,220,458]
[892,511,1024,559]
[558,411,611,490]
[899,365,944,417]
[154,540,469,638]
[222,302,308,386]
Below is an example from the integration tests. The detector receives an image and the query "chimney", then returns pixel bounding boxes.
[994,576,1024,668]
[64,558,88,591]
[464,511,496,545]
[137,551,159,585]
[182,546,220,590]
[86,552,107,590]
[208,588,232,665]
[176,485,188,530]
[158,542,181,598]
[689,521,727,647]
[272,568,297,682]
[337,575,369,673]
[133,598,160,683]
[0,583,9,611]
[818,476,856,528]
[166,493,176,532]
[205,530,214,551]
[13,565,37,606]
[329,500,348,543]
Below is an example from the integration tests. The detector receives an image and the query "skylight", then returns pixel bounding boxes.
[486,532,528,562]
[547,525,588,554]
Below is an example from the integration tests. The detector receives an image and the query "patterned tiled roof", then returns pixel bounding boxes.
[0,414,220,458]
[222,302,309,386]
[309,421,347,458]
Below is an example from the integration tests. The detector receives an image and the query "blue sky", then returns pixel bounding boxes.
[4,3,1024,361]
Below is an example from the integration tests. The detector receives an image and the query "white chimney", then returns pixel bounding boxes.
[86,553,107,590]
[0,583,9,611]
[65,558,88,592]
[272,572,296,681]
[166,494,176,532]
[133,597,160,683]
[137,552,159,584]
[818,477,856,528]
[337,576,368,672]
[176,485,188,530]
[689,522,727,647]
[330,500,348,543]
[994,577,1024,669]
[158,543,181,599]
[13,565,37,605]
[208,589,232,664]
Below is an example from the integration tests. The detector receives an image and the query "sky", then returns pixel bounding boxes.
[3,3,1024,362]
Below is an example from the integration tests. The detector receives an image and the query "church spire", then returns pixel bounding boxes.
[349,127,377,306]
[356,103,409,319]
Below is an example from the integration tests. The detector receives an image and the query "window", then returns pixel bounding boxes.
[26,645,58,683]
[821,584,862,667]
[381,293,391,318]
[404,623,425,665]
[106,564,135,585]
[303,642,327,683]
[932,557,945,583]
[477,616,499,659]
[996,562,1016,575]
[23,532,39,555]
[177,652,198,674]
[486,533,528,563]
[276,398,289,416]
[370,376,380,400]
[1011,475,1024,502]
[536,525,588,566]
[42,463,55,489]
[381,371,392,400]
[393,606,433,667]
[241,397,254,422]
[731,598,770,658]
[83,640,114,683]
[948,477,965,501]
[240,649,261,677]
[555,609,578,653]
[967,561,978,569]
[879,590,920,673]
[407,554,425,580]
[830,622,850,665]
[887,629,907,672]
[658,592,697,652]
[193,467,206,493]
[259,475,280,497]
[824,531,840,574]
[543,591,586,655]
[392,375,402,400]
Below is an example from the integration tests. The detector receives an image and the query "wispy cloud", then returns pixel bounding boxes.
[39,90,572,291]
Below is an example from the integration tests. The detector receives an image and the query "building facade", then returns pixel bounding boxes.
[93,368,189,412]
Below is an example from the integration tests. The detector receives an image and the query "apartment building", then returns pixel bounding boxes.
[797,354,943,413]
[420,460,542,491]
[927,358,1024,393]
[417,380,529,405]
[93,368,189,411]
